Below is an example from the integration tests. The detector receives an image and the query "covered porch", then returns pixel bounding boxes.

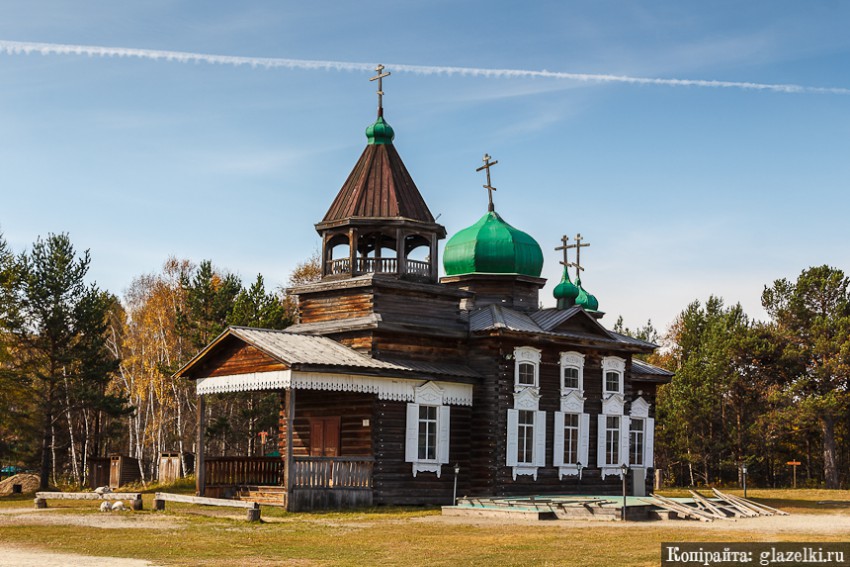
[177,326,476,511]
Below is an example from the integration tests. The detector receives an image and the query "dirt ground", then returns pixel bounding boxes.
[0,506,847,566]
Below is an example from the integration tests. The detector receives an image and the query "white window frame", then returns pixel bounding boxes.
[405,382,450,477]
[559,351,584,394]
[597,390,629,479]
[629,396,655,469]
[602,356,625,397]
[506,387,546,480]
[513,346,541,391]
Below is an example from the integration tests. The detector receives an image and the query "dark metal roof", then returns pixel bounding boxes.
[632,358,675,379]
[469,304,656,351]
[320,143,436,225]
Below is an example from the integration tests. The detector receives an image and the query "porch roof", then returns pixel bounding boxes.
[175,326,479,382]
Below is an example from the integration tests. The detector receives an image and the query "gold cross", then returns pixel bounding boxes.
[572,233,590,275]
[476,153,499,212]
[370,64,391,116]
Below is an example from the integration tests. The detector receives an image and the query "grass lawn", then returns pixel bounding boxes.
[0,489,847,566]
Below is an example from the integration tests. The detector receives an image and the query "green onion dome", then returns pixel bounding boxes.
[554,266,580,308]
[443,211,544,277]
[366,116,395,145]
[574,277,599,312]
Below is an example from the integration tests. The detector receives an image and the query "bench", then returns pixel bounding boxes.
[34,491,143,510]
[153,492,261,521]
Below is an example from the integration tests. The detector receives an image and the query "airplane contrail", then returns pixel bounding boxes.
[1,39,848,95]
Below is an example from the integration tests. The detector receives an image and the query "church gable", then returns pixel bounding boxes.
[531,307,615,341]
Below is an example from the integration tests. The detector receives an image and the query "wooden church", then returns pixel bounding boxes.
[176,66,672,511]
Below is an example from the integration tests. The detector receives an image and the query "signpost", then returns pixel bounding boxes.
[787,460,802,489]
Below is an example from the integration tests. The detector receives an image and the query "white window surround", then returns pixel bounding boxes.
[559,351,585,395]
[553,411,590,478]
[513,346,541,391]
[506,388,546,480]
[405,382,450,477]
[602,356,626,397]
[629,397,655,469]
[597,390,629,479]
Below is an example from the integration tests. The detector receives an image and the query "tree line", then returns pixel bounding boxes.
[0,231,319,489]
[1,230,847,490]
[622,265,850,489]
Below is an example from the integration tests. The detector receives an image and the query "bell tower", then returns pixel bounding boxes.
[316,65,445,283]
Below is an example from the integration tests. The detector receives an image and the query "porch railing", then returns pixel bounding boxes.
[205,457,283,486]
[292,456,374,489]
[326,257,431,278]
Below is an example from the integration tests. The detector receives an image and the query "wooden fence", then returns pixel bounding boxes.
[205,457,283,487]
[292,456,374,489]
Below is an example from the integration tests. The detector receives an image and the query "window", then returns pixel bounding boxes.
[405,382,450,478]
[605,415,620,466]
[602,356,625,396]
[418,406,438,461]
[563,413,579,464]
[605,371,620,394]
[518,362,536,387]
[506,395,546,480]
[563,367,579,390]
[559,351,584,393]
[517,410,535,464]
[514,347,541,390]
[630,418,644,466]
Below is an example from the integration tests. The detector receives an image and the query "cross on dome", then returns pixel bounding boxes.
[476,153,499,212]
[572,233,590,277]
[370,64,391,117]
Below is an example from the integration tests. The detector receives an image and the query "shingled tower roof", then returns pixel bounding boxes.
[318,140,438,229]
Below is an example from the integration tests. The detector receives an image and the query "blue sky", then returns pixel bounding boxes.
[1,1,849,334]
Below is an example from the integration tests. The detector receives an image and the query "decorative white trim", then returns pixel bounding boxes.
[602,393,625,416]
[512,465,538,481]
[414,381,444,405]
[196,371,473,406]
[559,351,585,395]
[514,346,541,391]
[412,462,442,478]
[602,356,625,396]
[513,388,541,411]
[560,390,586,414]
[600,467,626,480]
[630,396,651,418]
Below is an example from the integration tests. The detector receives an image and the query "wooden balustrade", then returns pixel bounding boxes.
[292,456,374,489]
[205,457,283,487]
[405,259,430,277]
[327,256,431,278]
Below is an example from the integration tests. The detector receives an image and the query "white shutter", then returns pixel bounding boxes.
[437,406,451,464]
[645,417,655,469]
[620,416,631,467]
[534,411,547,467]
[597,414,607,468]
[506,409,519,467]
[552,412,565,467]
[405,403,419,463]
[579,413,590,467]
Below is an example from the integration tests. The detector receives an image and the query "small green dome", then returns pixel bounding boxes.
[366,116,394,145]
[574,277,599,311]
[554,266,580,309]
[443,211,544,277]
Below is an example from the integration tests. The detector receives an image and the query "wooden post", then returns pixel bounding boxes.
[396,229,406,276]
[429,233,439,281]
[348,228,358,276]
[34,497,47,509]
[196,395,206,496]
[285,388,295,511]
[154,498,165,511]
[132,495,143,511]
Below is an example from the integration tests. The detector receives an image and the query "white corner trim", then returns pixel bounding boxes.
[196,370,473,406]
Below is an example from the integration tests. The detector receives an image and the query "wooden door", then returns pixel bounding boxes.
[109,458,121,488]
[310,417,340,456]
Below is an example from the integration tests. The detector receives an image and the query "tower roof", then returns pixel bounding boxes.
[317,117,439,230]
[443,210,544,277]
